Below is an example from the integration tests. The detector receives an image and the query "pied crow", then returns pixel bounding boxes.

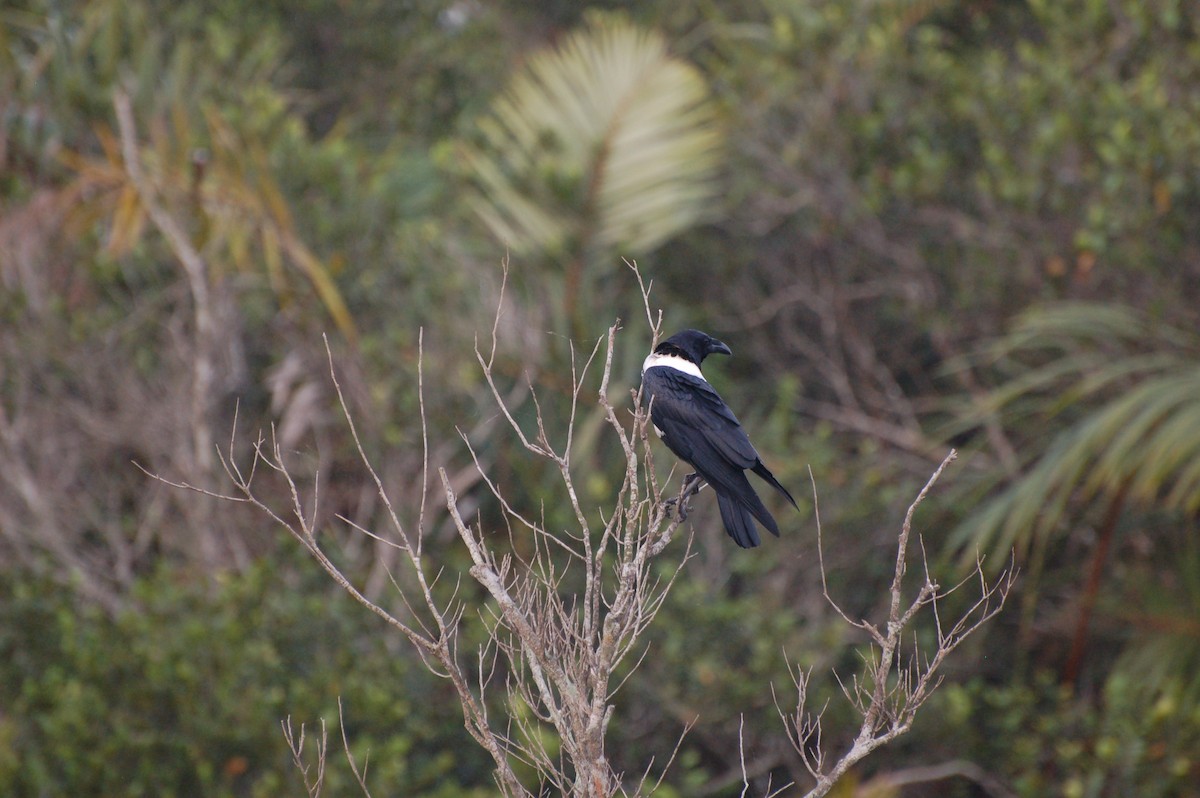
[641,329,798,548]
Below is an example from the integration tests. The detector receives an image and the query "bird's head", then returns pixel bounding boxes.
[655,329,732,366]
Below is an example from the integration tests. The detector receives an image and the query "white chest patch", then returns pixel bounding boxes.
[642,352,705,380]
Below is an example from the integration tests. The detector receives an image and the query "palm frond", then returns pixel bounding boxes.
[461,12,722,257]
[952,303,1200,560]
[62,98,359,342]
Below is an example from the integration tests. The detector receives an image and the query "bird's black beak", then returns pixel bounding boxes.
[709,338,732,357]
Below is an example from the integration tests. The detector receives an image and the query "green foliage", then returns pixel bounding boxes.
[941,303,1200,736]
[461,11,723,259]
[454,10,725,338]
[951,303,1200,561]
[2,0,285,170]
[0,556,495,797]
[930,671,1200,797]
[4,0,1200,794]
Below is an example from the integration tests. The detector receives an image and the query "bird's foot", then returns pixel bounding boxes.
[664,473,705,521]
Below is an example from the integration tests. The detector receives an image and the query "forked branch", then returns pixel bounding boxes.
[782,450,1014,798]
[438,264,695,796]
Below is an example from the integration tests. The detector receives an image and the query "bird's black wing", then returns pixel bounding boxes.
[643,368,757,465]
[643,367,781,542]
[653,371,799,510]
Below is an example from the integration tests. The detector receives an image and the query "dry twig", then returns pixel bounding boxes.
[778,450,1014,797]
[281,716,328,798]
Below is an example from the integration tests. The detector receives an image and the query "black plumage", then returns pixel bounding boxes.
[641,329,798,548]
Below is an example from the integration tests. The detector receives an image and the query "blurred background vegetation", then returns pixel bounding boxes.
[2,0,1198,795]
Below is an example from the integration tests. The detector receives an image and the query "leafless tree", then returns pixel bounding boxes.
[154,264,1010,796]
[153,264,697,795]
[772,451,1014,798]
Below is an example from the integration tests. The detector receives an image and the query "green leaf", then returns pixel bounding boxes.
[954,303,1200,561]
[461,12,722,258]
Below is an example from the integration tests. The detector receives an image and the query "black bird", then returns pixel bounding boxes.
[641,329,798,548]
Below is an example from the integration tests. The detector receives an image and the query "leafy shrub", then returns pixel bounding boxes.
[0,553,494,797]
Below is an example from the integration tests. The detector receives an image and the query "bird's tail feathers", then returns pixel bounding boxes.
[717,492,762,548]
[725,471,781,540]
[752,461,799,509]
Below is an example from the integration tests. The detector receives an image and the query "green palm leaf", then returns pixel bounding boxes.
[952,303,1200,560]
[950,302,1200,711]
[461,12,722,257]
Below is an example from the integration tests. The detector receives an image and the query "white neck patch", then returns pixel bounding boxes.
[642,352,705,380]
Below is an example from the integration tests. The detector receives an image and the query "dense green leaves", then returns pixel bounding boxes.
[932,671,1200,797]
[0,559,494,796]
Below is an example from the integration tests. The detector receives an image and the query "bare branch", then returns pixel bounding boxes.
[339,697,374,798]
[281,716,328,798]
[112,90,213,470]
[431,261,694,796]
[148,257,683,796]
[786,450,1013,798]
[624,258,662,348]
[810,465,877,641]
